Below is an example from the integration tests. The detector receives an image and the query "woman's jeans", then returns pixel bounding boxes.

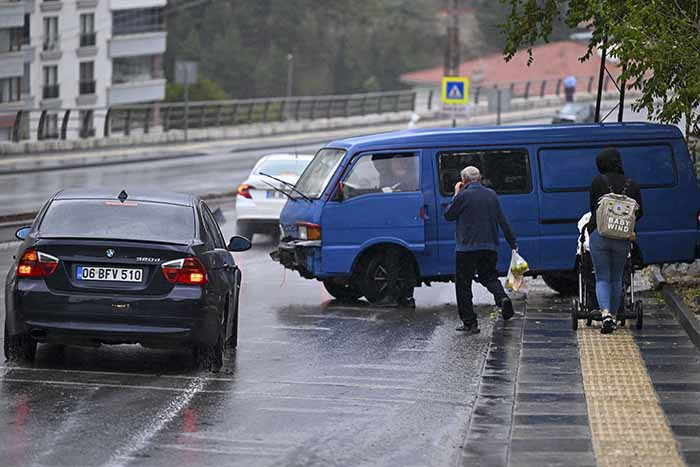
[589,231,629,315]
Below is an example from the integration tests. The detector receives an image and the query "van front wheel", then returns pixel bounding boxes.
[358,250,415,304]
[542,271,578,297]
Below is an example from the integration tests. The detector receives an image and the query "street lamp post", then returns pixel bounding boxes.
[286,53,294,120]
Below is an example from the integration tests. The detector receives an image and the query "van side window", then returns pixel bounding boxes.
[438,149,531,195]
[539,144,676,191]
[342,153,419,199]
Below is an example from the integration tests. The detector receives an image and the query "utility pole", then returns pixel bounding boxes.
[445,0,460,127]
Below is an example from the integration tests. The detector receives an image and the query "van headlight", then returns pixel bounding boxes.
[297,222,321,241]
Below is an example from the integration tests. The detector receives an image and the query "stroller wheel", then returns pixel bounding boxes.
[571,307,579,331]
[635,301,644,330]
[586,317,593,327]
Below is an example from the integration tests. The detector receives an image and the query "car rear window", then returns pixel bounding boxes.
[38,200,195,244]
[539,144,676,191]
[256,158,311,177]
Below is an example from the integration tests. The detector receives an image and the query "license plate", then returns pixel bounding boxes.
[76,266,143,283]
[266,190,284,199]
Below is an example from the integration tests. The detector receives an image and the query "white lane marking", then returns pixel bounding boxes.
[1,366,235,382]
[104,375,207,467]
[317,375,414,383]
[258,407,378,415]
[339,364,430,373]
[263,325,332,331]
[396,348,436,353]
[179,434,296,446]
[297,314,379,322]
[153,444,283,457]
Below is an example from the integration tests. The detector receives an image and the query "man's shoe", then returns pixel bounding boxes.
[601,316,617,334]
[398,297,416,309]
[501,298,514,320]
[456,322,480,334]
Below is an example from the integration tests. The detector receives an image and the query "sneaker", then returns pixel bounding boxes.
[601,316,617,334]
[456,322,480,334]
[501,298,514,320]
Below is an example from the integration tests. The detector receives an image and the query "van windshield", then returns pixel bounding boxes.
[294,148,346,199]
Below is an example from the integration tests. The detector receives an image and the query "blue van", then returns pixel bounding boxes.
[273,123,700,302]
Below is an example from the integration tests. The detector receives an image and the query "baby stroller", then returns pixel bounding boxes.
[571,213,643,330]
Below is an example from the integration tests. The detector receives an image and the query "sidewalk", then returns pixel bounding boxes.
[461,281,700,466]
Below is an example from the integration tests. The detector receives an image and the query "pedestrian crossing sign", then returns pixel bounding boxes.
[441,77,469,104]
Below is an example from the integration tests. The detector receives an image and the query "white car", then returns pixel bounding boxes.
[235,153,313,241]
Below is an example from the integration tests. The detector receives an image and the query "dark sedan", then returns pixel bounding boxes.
[4,189,250,371]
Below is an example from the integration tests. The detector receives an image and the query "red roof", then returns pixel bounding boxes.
[401,41,619,89]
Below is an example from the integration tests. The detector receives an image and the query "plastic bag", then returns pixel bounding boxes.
[506,250,529,292]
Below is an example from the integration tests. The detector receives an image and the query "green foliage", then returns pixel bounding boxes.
[499,0,700,136]
[166,78,228,102]
[165,0,442,99]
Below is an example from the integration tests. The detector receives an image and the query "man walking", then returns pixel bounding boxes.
[444,166,517,334]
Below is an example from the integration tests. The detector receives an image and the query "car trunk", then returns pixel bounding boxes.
[36,238,192,296]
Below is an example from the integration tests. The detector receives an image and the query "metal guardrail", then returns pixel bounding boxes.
[7,90,417,142]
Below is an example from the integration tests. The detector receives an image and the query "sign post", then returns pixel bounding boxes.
[441,76,469,127]
[175,60,198,142]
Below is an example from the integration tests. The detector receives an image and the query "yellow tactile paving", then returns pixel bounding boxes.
[578,327,685,467]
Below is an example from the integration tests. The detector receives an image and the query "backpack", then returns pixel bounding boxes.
[595,175,638,241]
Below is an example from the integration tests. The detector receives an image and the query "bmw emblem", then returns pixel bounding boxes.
[106,249,115,259]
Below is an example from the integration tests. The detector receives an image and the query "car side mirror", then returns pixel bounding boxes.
[15,226,31,240]
[227,235,251,252]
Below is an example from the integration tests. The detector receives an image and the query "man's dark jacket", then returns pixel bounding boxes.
[444,182,517,252]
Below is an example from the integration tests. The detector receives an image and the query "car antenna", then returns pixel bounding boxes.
[118,190,128,203]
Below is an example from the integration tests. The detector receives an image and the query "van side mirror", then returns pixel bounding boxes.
[15,226,31,240]
[227,235,251,252]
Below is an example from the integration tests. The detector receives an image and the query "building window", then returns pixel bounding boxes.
[7,27,23,52]
[21,14,30,46]
[0,78,21,104]
[43,65,59,99]
[79,110,95,138]
[80,14,96,47]
[79,61,95,95]
[43,113,59,140]
[43,17,59,51]
[112,55,160,84]
[113,8,164,35]
[22,63,30,94]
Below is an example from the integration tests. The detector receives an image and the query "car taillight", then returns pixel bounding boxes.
[697,209,700,228]
[161,257,208,285]
[17,249,59,278]
[297,222,321,241]
[236,184,254,199]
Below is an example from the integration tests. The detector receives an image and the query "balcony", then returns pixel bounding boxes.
[80,32,96,48]
[108,78,164,105]
[0,1,25,29]
[109,31,166,58]
[41,37,61,61]
[110,0,165,11]
[0,50,23,80]
[79,80,95,95]
[42,84,59,99]
[39,0,62,13]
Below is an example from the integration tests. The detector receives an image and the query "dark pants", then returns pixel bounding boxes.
[456,250,508,325]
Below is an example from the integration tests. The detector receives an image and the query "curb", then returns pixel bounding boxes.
[662,284,700,350]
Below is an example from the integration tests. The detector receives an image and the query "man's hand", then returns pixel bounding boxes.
[454,181,464,193]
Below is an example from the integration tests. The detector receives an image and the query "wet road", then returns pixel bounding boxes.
[0,203,504,467]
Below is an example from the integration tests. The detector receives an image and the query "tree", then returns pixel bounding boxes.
[166,78,228,102]
[499,0,700,137]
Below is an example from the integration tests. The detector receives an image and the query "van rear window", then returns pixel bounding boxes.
[438,148,531,195]
[539,144,676,191]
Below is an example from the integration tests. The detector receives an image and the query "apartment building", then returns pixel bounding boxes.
[0,0,167,141]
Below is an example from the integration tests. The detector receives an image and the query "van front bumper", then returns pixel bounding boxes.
[270,240,321,279]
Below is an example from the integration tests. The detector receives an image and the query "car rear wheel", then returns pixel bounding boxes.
[236,221,255,242]
[323,279,362,302]
[193,326,224,372]
[4,324,37,364]
[358,250,415,304]
[542,271,578,297]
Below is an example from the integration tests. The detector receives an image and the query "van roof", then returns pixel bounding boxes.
[326,123,683,152]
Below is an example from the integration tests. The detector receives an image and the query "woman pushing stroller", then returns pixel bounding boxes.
[588,148,644,334]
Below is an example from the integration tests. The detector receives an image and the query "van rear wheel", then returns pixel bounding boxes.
[542,271,578,297]
[358,250,415,304]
